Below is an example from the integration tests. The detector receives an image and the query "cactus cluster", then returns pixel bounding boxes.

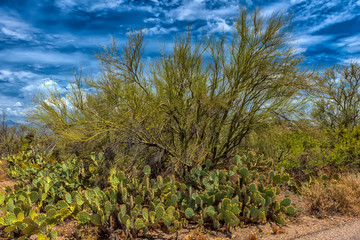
[0,151,297,239]
[180,151,295,228]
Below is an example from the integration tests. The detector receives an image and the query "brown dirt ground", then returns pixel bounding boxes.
[47,214,357,240]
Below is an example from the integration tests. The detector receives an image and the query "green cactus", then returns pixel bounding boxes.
[135,195,144,205]
[155,205,165,220]
[143,165,151,175]
[149,211,156,224]
[286,206,296,215]
[64,192,72,204]
[162,213,172,226]
[184,208,195,219]
[134,218,146,230]
[76,211,90,224]
[29,191,38,203]
[280,198,291,207]
[238,168,249,179]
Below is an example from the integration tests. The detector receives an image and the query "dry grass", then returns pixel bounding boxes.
[0,159,8,181]
[304,174,360,216]
[0,159,16,191]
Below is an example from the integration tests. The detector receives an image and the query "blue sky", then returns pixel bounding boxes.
[0,0,359,122]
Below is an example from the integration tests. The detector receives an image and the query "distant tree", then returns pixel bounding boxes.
[0,111,29,156]
[29,8,310,177]
[312,62,360,129]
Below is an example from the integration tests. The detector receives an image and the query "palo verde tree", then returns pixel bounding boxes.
[29,8,310,177]
[312,62,360,129]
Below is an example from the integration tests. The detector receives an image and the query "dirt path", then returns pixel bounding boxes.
[292,219,360,240]
[236,215,360,240]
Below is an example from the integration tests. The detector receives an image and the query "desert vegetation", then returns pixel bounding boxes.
[1,8,360,240]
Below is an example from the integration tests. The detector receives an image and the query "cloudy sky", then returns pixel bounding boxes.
[0,0,359,122]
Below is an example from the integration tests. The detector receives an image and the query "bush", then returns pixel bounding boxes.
[312,63,360,129]
[245,119,360,176]
[29,9,309,177]
[304,174,360,216]
[0,112,31,157]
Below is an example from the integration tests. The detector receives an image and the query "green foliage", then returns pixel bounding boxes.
[323,126,360,169]
[28,8,309,177]
[245,117,360,175]
[0,112,32,157]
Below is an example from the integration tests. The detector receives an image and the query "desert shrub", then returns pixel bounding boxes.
[28,8,310,177]
[246,118,360,175]
[244,120,325,175]
[323,126,360,170]
[0,152,296,239]
[304,174,360,216]
[0,112,31,157]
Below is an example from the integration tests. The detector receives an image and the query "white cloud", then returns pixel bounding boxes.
[21,78,67,95]
[166,0,239,21]
[55,0,154,13]
[288,34,334,53]
[144,18,160,24]
[5,107,22,116]
[0,95,20,108]
[261,1,291,16]
[0,10,39,42]
[308,12,356,33]
[45,33,113,49]
[44,79,58,87]
[206,17,233,33]
[56,0,122,11]
[142,25,178,36]
[293,0,359,34]
[1,27,31,41]
[290,0,306,4]
[335,34,360,53]
[0,69,39,82]
[294,34,334,47]
[0,49,93,66]
[0,95,28,119]
[343,57,360,64]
